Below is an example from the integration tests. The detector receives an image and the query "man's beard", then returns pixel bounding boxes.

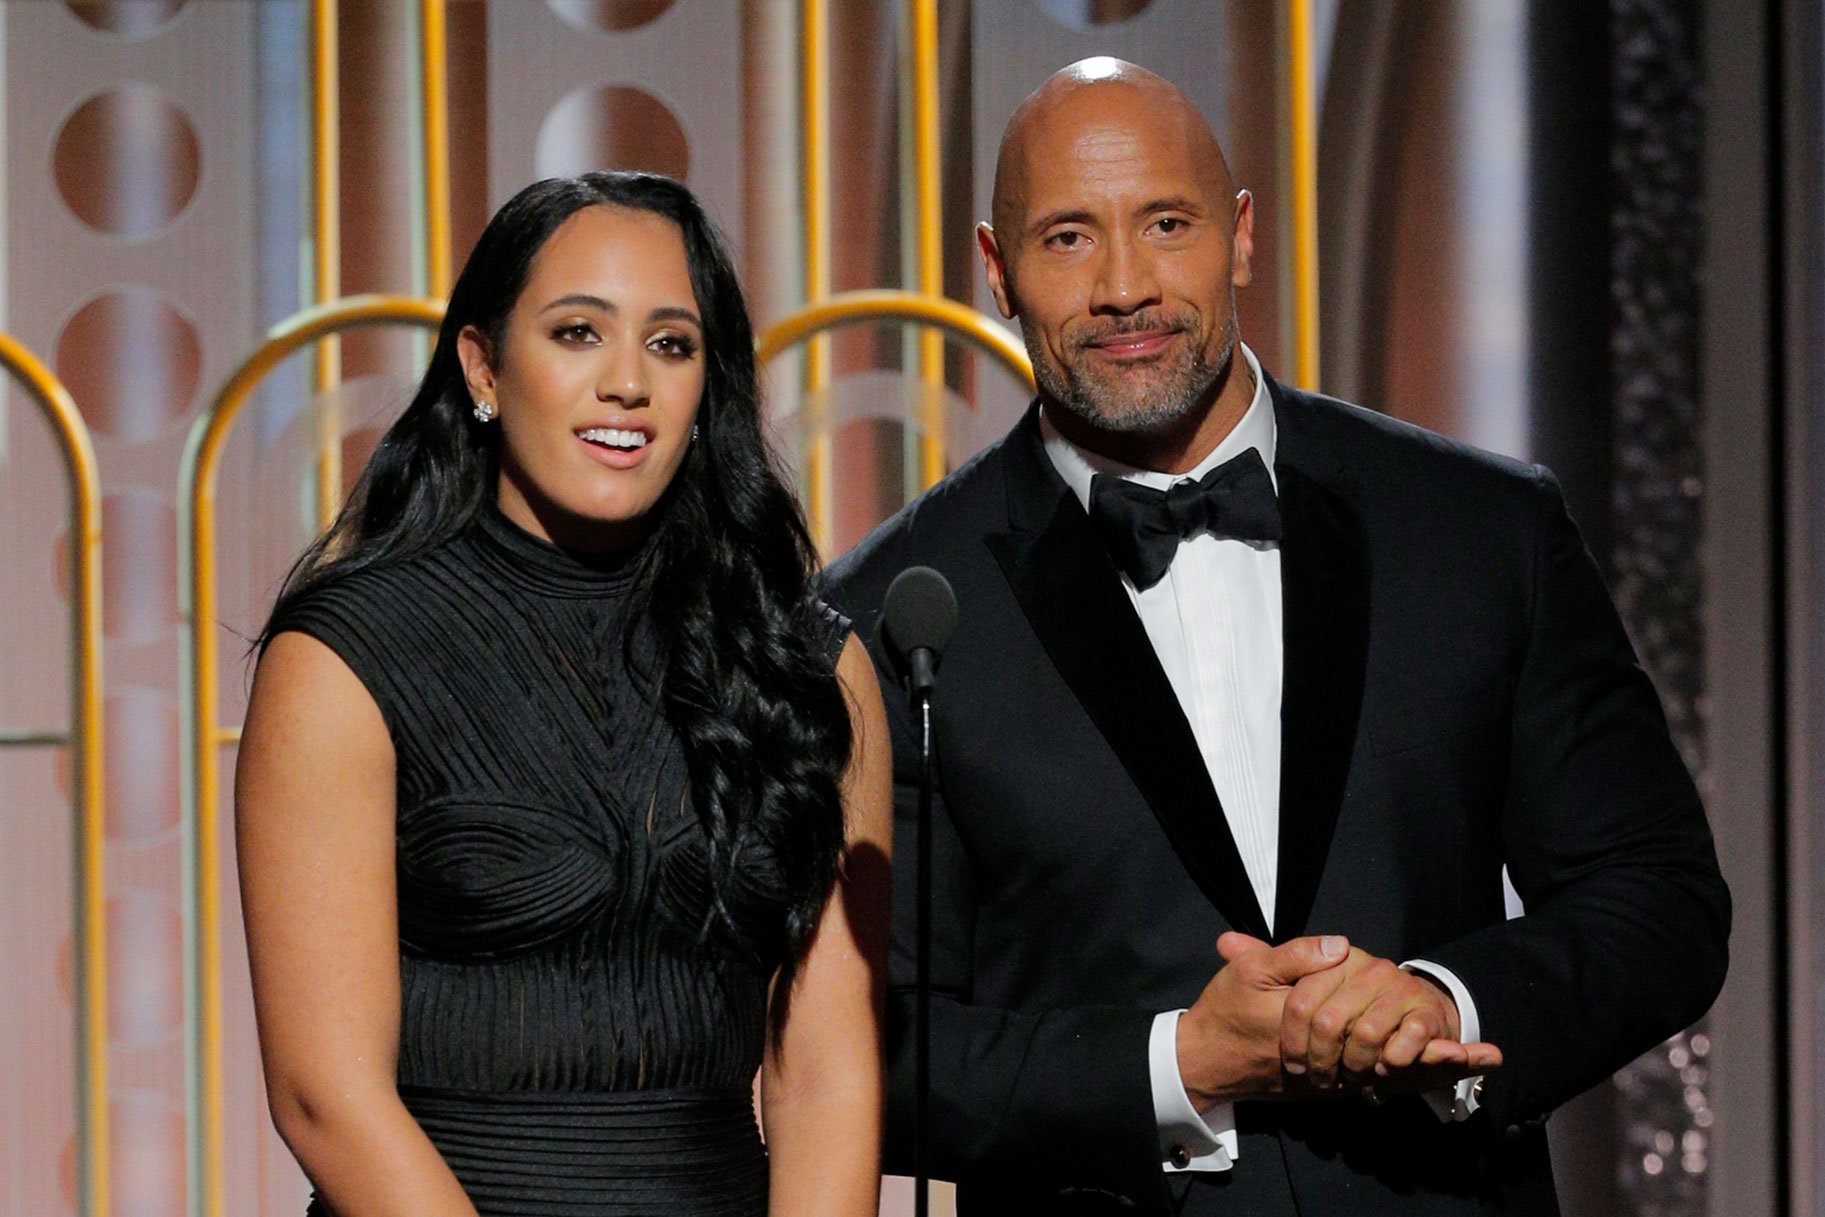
[1027,310,1235,436]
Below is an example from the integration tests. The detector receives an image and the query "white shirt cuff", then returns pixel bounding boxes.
[1148,1010,1237,1172]
[1401,960,1483,1121]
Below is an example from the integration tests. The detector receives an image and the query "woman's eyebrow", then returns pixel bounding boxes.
[646,306,702,327]
[540,292,613,314]
[538,295,700,328]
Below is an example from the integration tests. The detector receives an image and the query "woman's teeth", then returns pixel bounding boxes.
[579,427,649,450]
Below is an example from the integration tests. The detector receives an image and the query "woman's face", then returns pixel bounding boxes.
[459,204,707,551]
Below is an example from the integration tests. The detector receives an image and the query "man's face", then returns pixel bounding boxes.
[981,90,1253,434]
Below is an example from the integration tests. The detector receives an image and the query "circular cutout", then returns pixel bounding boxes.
[109,1091,185,1217]
[343,426,385,494]
[832,416,908,553]
[53,84,201,237]
[546,0,675,32]
[97,490,179,643]
[66,1,186,37]
[107,891,185,1046]
[104,689,181,840]
[536,84,689,182]
[58,931,76,1008]
[57,289,203,442]
[1031,0,1153,27]
[61,1132,79,1212]
[771,369,980,549]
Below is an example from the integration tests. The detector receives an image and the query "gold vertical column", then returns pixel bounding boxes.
[420,0,452,299]
[0,336,109,1217]
[909,0,944,490]
[1287,0,1320,390]
[190,8,342,1215]
[70,385,108,1217]
[313,0,343,531]
[801,0,833,552]
[182,299,442,1217]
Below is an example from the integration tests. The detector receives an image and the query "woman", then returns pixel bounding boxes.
[236,172,891,1217]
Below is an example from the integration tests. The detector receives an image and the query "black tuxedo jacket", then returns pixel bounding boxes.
[822,377,1729,1216]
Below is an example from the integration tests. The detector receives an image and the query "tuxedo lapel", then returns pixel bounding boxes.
[1270,383,1371,942]
[987,412,1272,940]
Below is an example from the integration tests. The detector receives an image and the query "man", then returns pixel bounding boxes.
[822,58,1729,1215]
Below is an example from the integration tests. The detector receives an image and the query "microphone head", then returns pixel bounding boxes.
[881,565,959,665]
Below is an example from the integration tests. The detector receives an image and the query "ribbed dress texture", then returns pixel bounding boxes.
[270,506,843,1216]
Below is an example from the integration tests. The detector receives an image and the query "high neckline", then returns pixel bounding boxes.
[470,503,642,599]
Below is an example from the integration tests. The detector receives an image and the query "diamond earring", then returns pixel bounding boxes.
[473,399,495,423]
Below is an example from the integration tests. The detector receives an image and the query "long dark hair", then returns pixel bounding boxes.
[262,172,851,979]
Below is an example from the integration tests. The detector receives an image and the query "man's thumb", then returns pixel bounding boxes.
[1254,934,1350,984]
[1216,931,1270,962]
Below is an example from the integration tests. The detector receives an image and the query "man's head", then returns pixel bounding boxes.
[981,58,1254,458]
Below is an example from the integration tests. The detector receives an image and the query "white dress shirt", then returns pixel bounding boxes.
[1040,344,1481,1174]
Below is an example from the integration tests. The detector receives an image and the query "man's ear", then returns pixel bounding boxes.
[977,222,1016,319]
[456,324,498,409]
[1231,189,1255,289]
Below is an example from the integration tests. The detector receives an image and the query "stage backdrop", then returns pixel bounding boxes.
[0,3,1751,1216]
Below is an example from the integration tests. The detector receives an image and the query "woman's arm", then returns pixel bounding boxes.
[762,634,894,1216]
[236,632,479,1217]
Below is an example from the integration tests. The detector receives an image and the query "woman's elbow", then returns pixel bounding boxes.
[766,1051,882,1127]
[264,1066,393,1164]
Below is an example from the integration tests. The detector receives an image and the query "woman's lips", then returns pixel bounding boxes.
[576,427,653,469]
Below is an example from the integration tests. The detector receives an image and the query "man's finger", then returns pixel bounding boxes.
[1377,1061,1476,1095]
[1417,1038,1468,1068]
[1304,957,1402,1087]
[1464,1041,1504,1071]
[1343,990,1438,1076]
[1361,1040,1482,1095]
[1247,934,1350,986]
[1280,958,1356,1075]
[1358,1035,1504,1097]
[1375,1008,1439,1071]
[1409,1038,1501,1076]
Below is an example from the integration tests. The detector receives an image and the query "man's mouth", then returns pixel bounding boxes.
[1083,329,1180,358]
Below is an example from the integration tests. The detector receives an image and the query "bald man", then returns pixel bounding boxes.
[824,59,1728,1216]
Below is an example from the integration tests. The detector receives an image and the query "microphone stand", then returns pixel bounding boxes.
[879,565,955,1217]
[911,654,936,1217]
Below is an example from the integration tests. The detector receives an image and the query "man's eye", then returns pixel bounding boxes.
[1047,230,1086,250]
[1156,217,1186,234]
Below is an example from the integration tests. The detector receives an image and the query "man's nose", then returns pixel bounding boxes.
[1089,234,1162,315]
[597,338,651,406]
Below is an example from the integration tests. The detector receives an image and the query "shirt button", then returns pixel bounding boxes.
[1170,1144,1192,1169]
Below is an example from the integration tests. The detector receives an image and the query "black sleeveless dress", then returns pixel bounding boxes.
[270,506,846,1216]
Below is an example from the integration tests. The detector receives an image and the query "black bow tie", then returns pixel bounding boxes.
[1086,448,1282,590]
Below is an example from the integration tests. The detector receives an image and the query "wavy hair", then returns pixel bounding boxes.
[261,173,851,980]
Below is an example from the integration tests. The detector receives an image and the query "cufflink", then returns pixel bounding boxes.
[1169,1144,1192,1169]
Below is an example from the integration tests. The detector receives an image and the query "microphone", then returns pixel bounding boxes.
[880,566,958,699]
[878,565,956,1217]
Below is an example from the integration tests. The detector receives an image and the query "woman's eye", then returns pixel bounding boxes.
[552,322,597,344]
[649,334,699,359]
